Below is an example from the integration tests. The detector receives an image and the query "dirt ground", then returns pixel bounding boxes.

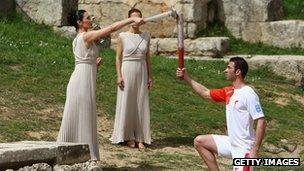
[11,103,303,170]
[95,114,303,170]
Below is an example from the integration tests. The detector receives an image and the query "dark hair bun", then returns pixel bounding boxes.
[67,10,78,28]
[67,10,86,29]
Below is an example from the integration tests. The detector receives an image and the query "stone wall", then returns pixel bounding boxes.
[15,0,78,26]
[215,0,304,48]
[78,0,215,38]
[243,20,304,48]
[77,0,304,48]
[111,37,229,57]
[15,0,304,49]
[218,0,284,38]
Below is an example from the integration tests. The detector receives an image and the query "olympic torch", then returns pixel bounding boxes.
[177,13,185,79]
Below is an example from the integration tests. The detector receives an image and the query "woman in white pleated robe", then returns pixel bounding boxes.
[57,9,145,160]
[110,8,152,149]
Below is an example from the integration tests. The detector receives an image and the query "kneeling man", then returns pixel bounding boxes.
[176,57,267,171]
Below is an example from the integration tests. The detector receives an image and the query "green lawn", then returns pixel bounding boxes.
[283,0,304,20]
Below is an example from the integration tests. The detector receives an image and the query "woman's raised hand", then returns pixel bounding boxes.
[132,17,145,26]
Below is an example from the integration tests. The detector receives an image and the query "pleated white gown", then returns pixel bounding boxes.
[57,32,100,160]
[110,32,151,144]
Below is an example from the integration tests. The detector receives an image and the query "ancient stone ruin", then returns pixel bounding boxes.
[0,141,91,170]
[0,1,304,169]
[12,0,303,49]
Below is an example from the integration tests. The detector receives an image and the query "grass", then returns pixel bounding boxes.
[283,0,304,20]
[1,14,304,169]
[100,50,304,146]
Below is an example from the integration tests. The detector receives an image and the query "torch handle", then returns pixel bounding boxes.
[178,47,184,69]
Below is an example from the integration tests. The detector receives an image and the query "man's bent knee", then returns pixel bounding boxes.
[194,135,217,153]
[193,135,207,149]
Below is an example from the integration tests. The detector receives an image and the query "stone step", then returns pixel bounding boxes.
[239,55,304,87]
[111,37,230,57]
[243,20,304,48]
[0,141,90,170]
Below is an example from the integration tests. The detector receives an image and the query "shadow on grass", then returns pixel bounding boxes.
[107,136,194,149]
[149,136,194,149]
[103,162,168,171]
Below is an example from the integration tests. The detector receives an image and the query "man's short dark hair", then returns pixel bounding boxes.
[229,57,248,79]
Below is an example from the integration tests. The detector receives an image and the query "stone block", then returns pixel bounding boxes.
[219,0,284,38]
[15,0,78,26]
[112,37,229,57]
[260,20,304,48]
[0,141,90,170]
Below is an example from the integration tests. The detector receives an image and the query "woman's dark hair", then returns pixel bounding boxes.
[229,57,249,79]
[128,8,142,18]
[67,10,86,30]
